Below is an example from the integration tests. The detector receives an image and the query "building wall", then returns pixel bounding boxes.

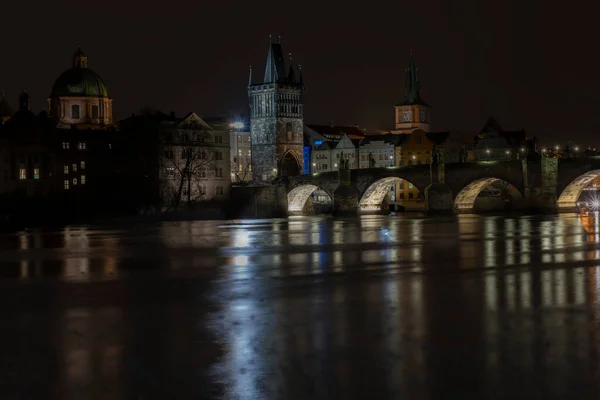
[49,96,112,128]
[399,129,432,166]
[159,129,231,205]
[359,142,395,168]
[230,130,252,182]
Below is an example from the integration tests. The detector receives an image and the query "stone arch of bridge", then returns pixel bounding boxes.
[359,176,422,212]
[287,184,332,213]
[557,169,600,212]
[454,177,524,212]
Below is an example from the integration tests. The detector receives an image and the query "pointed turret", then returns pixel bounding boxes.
[287,53,295,83]
[298,64,303,86]
[248,65,252,86]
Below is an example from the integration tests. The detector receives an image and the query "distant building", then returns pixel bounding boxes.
[392,51,431,134]
[48,46,113,129]
[311,133,361,172]
[203,117,252,183]
[474,117,526,161]
[359,135,401,168]
[248,40,304,180]
[158,113,231,206]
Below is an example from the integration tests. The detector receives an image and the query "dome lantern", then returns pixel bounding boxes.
[73,44,88,68]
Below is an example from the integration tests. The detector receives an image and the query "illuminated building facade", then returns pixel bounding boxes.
[248,40,304,180]
[48,46,113,129]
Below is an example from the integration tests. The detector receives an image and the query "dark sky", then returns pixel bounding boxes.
[1,0,597,145]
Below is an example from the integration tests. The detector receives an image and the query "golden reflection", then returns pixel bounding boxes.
[63,227,90,281]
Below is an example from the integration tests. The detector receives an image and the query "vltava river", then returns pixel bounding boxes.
[1,214,600,399]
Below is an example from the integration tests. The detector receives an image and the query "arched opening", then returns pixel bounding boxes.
[454,177,524,213]
[557,170,600,213]
[280,151,300,177]
[359,177,425,213]
[287,184,332,215]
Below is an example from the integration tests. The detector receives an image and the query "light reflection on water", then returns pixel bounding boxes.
[4,214,600,397]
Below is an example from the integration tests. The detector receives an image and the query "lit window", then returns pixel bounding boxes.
[33,168,39,179]
[166,167,174,178]
[64,165,69,174]
[408,183,414,189]
[19,168,26,180]
[62,142,70,149]
[72,163,77,172]
[80,161,85,169]
[73,178,78,185]
[64,180,69,190]
[81,175,86,185]
[79,142,87,150]
[238,149,242,156]
[71,104,80,119]
[248,150,251,157]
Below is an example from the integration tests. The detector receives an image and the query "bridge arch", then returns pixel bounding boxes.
[454,177,525,213]
[287,184,333,215]
[557,169,600,212]
[359,177,425,212]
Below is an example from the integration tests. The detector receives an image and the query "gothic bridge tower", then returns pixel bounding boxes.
[248,38,304,181]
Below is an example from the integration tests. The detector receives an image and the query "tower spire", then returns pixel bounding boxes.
[403,50,423,105]
[298,64,303,85]
[287,53,295,83]
[263,36,286,83]
[248,65,252,86]
[73,44,88,68]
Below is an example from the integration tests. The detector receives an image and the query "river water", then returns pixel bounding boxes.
[2,213,600,399]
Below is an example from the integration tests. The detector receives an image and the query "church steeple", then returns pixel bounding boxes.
[402,50,426,105]
[73,44,88,68]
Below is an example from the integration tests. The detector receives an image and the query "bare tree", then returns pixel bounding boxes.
[232,155,252,183]
[161,121,219,208]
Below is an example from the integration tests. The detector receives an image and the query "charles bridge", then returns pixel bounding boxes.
[231,155,600,217]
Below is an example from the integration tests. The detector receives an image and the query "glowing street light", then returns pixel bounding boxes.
[520,147,525,152]
[312,163,316,166]
[486,149,490,154]
[555,145,560,151]
[575,146,580,152]
[505,150,510,154]
[412,155,416,160]
[230,122,244,129]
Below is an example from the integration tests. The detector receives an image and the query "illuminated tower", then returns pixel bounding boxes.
[394,51,431,133]
[248,38,304,181]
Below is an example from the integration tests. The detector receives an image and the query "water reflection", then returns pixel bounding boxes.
[3,215,600,397]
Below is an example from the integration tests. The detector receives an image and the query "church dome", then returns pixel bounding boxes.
[49,46,109,98]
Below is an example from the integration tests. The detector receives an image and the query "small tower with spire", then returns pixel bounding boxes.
[248,36,304,181]
[393,50,431,133]
[73,44,88,68]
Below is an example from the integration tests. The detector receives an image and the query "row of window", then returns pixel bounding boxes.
[71,104,100,119]
[163,150,224,160]
[237,149,251,157]
[62,142,87,150]
[64,176,86,189]
[19,168,39,180]
[64,162,85,174]
[165,167,224,178]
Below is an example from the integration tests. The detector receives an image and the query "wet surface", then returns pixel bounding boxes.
[2,214,600,398]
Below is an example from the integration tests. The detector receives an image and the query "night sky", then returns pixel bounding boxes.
[1,1,597,145]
